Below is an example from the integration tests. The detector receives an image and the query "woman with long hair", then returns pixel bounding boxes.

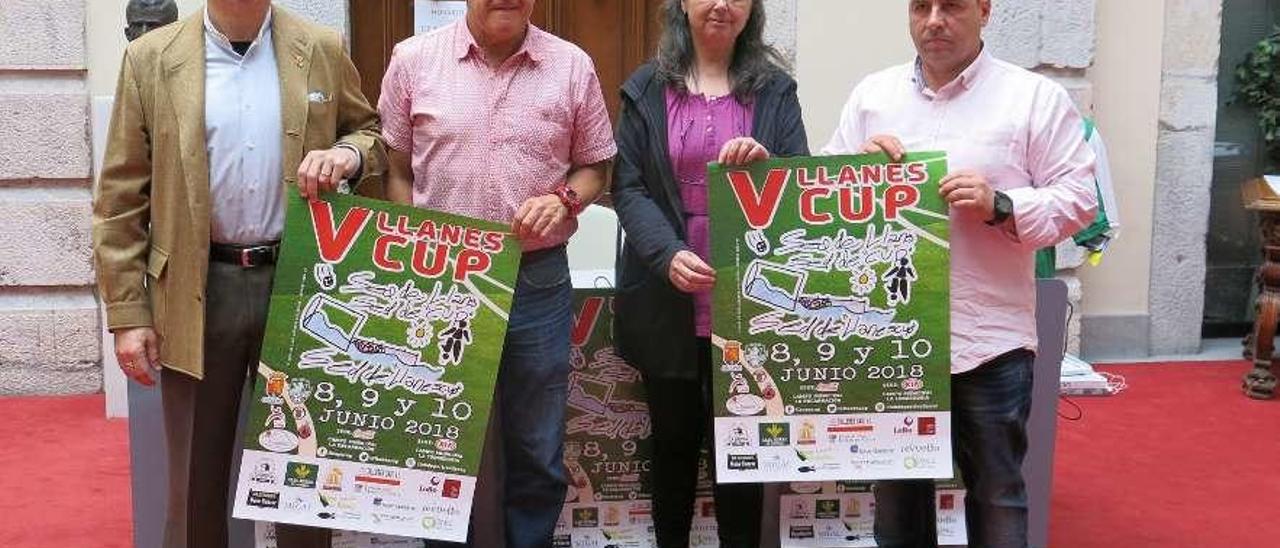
[611,0,808,545]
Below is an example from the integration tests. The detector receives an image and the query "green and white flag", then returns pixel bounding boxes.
[709,153,953,483]
[233,193,520,542]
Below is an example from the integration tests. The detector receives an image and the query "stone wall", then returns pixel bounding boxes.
[276,0,349,38]
[0,0,100,395]
[1149,0,1222,355]
[0,1,351,397]
[764,0,799,69]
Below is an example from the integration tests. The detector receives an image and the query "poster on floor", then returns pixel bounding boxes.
[777,481,967,546]
[232,192,521,542]
[255,522,425,548]
[708,153,953,483]
[554,287,719,548]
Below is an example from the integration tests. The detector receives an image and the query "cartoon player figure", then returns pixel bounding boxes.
[313,263,337,291]
[745,229,770,256]
[884,254,917,306]
[265,405,287,429]
[728,372,750,394]
[438,317,473,366]
[569,346,587,371]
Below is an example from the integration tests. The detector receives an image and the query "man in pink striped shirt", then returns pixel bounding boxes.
[378,1,616,546]
[823,1,1097,546]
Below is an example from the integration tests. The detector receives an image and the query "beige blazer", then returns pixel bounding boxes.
[93,7,386,379]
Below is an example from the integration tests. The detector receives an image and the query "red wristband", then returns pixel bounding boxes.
[555,185,584,218]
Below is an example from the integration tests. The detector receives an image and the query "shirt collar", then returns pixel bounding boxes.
[911,43,991,97]
[203,6,274,56]
[453,19,543,65]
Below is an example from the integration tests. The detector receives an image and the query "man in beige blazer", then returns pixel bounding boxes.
[93,2,384,547]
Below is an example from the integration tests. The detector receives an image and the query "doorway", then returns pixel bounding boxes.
[1203,0,1280,337]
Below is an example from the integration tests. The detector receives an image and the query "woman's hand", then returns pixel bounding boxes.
[669,250,716,293]
[718,137,770,167]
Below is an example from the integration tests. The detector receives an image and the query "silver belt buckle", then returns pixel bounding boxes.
[239,248,254,268]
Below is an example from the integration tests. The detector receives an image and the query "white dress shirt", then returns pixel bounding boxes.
[824,49,1098,374]
[204,8,285,245]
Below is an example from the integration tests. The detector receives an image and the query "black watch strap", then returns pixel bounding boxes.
[986,190,1013,226]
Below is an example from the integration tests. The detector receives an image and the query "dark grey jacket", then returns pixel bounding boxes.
[611,63,809,380]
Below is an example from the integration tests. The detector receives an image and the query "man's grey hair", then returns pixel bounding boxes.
[126,0,179,23]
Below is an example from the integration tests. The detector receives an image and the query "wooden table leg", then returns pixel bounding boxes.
[1244,236,1280,399]
[1246,293,1279,399]
[1244,270,1261,359]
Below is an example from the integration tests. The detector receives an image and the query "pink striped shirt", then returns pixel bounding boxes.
[379,21,617,251]
[824,50,1097,374]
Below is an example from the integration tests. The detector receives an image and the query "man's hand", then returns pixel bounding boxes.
[114,327,161,387]
[297,147,359,200]
[860,134,906,162]
[513,195,570,240]
[668,250,716,293]
[940,170,996,220]
[718,137,770,166]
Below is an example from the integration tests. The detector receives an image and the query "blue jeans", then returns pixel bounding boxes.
[498,246,574,548]
[426,247,570,548]
[874,349,1035,548]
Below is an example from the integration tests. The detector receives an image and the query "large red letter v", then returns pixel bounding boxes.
[310,200,372,264]
[727,169,790,230]
[570,297,605,347]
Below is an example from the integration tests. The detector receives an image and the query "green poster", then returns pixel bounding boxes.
[709,153,953,483]
[556,289,655,548]
[232,193,520,542]
[554,288,720,548]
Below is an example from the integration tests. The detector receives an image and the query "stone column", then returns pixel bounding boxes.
[277,0,350,38]
[764,0,799,69]
[0,0,100,395]
[1148,0,1222,355]
[984,0,1098,355]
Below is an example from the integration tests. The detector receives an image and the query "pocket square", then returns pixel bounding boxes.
[307,90,332,103]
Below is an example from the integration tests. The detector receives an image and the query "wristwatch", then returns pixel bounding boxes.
[986,190,1013,226]
[554,185,584,218]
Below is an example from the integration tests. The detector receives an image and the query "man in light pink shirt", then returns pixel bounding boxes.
[823,1,1096,546]
[378,1,615,546]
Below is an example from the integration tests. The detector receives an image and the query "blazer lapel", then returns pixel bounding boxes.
[272,9,313,188]
[161,13,210,225]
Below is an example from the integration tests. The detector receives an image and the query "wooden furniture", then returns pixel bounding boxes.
[1241,177,1280,399]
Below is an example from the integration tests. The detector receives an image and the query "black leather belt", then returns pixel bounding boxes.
[210,242,280,268]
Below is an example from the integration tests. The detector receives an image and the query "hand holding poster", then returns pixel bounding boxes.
[709,153,953,483]
[233,193,521,542]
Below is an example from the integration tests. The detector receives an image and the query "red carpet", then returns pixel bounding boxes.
[0,394,132,548]
[1050,361,1280,547]
[0,362,1277,547]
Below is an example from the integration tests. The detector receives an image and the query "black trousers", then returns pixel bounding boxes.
[641,338,762,548]
[161,261,330,548]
